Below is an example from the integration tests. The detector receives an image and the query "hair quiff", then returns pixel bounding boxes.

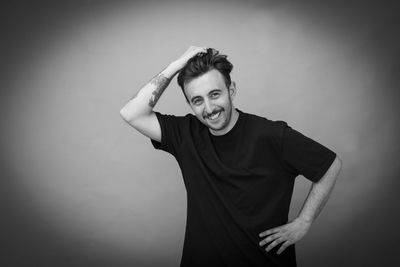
[177,48,233,102]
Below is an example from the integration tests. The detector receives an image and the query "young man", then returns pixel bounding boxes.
[120,46,342,267]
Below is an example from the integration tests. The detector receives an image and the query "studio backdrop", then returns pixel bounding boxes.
[1,0,399,266]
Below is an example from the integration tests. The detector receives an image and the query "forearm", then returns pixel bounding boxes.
[120,46,207,122]
[120,62,180,122]
[297,156,342,225]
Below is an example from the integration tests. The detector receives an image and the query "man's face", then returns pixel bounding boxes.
[184,69,236,134]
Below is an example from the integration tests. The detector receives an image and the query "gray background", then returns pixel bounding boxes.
[1,0,399,266]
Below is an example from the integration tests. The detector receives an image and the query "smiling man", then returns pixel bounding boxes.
[181,68,238,135]
[120,46,342,267]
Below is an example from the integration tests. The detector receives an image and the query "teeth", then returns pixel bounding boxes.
[208,112,220,120]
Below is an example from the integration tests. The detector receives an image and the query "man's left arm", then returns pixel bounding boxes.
[258,155,342,254]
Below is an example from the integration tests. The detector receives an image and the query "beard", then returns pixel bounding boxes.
[204,103,233,132]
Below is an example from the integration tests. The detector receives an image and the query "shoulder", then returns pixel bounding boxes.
[240,110,290,153]
[243,111,288,137]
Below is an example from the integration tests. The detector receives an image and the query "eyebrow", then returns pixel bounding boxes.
[209,89,222,95]
[190,89,222,103]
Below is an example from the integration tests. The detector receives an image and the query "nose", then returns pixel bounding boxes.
[204,99,214,115]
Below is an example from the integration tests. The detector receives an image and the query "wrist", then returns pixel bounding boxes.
[295,216,313,227]
[164,61,184,77]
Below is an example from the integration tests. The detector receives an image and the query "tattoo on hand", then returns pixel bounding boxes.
[148,74,170,108]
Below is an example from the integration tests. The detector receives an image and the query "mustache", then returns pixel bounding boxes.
[204,108,224,118]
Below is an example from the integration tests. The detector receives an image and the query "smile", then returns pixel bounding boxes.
[207,111,221,121]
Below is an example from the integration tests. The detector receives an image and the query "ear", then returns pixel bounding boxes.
[229,81,237,100]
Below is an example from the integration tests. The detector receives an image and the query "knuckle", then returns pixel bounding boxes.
[266,236,275,243]
[272,233,280,239]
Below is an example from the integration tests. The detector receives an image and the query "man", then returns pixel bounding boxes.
[120,46,342,267]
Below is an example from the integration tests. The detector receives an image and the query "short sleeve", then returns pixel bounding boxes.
[279,123,337,183]
[150,111,186,156]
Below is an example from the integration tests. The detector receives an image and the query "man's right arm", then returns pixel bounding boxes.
[119,46,207,142]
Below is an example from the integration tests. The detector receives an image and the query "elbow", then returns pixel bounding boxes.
[336,155,342,169]
[333,155,343,177]
[119,108,128,121]
[119,107,134,123]
[119,101,152,124]
[119,106,146,125]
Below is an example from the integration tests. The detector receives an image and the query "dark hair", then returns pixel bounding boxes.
[177,48,233,102]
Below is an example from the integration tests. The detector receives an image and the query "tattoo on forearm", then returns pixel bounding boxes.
[148,74,171,108]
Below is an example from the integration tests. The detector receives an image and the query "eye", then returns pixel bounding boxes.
[210,92,220,98]
[192,98,203,105]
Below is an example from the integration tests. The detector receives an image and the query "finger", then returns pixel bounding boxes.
[199,47,208,54]
[265,237,285,252]
[276,241,291,255]
[259,227,280,238]
[259,233,281,246]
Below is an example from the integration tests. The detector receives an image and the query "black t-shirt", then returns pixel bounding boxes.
[150,108,336,267]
